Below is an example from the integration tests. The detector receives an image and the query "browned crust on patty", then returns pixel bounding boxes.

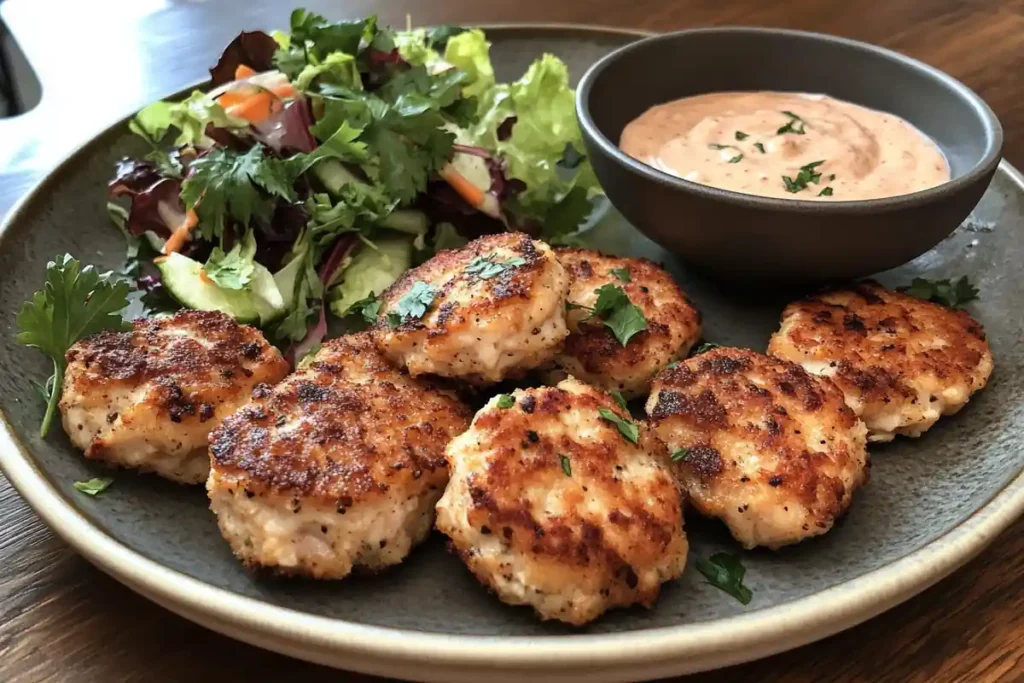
[208,333,472,504]
[767,281,991,410]
[649,348,865,518]
[63,310,289,437]
[555,248,701,391]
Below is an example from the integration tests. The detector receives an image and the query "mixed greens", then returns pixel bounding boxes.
[107,12,601,358]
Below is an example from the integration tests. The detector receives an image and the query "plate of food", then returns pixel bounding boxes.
[0,11,1022,683]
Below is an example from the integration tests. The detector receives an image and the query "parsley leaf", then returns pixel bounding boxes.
[696,553,753,605]
[782,160,826,194]
[587,284,648,346]
[495,394,516,409]
[465,254,527,279]
[691,341,720,356]
[610,390,628,411]
[610,267,631,283]
[541,186,593,245]
[181,146,296,242]
[734,131,749,140]
[74,477,114,497]
[203,229,258,291]
[347,292,382,324]
[753,142,766,154]
[560,454,572,476]
[900,276,979,308]
[604,302,648,347]
[728,154,744,164]
[386,280,436,328]
[17,255,132,437]
[818,187,834,197]
[671,447,691,462]
[777,110,807,135]
[598,407,640,444]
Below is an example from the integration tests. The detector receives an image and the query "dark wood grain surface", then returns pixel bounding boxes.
[0,1,1021,681]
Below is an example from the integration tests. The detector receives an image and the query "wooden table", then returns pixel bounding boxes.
[0,1,1021,680]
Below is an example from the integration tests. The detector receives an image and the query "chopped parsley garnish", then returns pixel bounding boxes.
[74,477,114,497]
[348,293,381,324]
[776,110,807,135]
[828,174,836,181]
[665,360,681,370]
[670,447,691,462]
[589,284,648,346]
[465,254,527,279]
[753,142,766,154]
[697,553,753,605]
[818,187,834,197]
[728,154,744,164]
[17,255,132,437]
[598,407,640,444]
[691,341,720,356]
[610,390,628,411]
[495,394,516,409]
[707,143,737,151]
[900,276,979,308]
[386,281,436,329]
[610,266,631,283]
[734,131,749,141]
[782,160,826,194]
[559,454,572,476]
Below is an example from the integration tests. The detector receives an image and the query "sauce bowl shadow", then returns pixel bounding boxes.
[576,27,1003,283]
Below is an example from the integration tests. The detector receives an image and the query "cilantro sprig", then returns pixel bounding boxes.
[17,255,132,437]
[777,110,807,135]
[465,254,526,279]
[386,280,437,328]
[900,276,979,308]
[696,553,753,605]
[782,160,826,194]
[598,407,640,444]
[576,284,648,347]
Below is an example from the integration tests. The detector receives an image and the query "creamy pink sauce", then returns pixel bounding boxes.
[620,92,950,200]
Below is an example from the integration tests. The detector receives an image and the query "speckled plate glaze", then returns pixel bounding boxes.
[0,26,1022,683]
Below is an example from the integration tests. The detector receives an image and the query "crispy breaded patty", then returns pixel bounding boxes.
[207,333,471,579]
[374,232,568,384]
[60,310,288,484]
[552,248,702,398]
[646,348,868,549]
[767,282,993,442]
[436,377,687,625]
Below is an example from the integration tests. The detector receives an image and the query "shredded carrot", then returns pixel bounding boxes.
[234,64,256,80]
[225,91,274,123]
[162,209,198,254]
[440,164,485,209]
[216,89,249,108]
[199,269,214,285]
[271,82,297,99]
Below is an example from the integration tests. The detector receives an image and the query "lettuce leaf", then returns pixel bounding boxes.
[204,229,258,290]
[294,51,363,92]
[443,30,494,98]
[129,91,248,148]
[328,237,412,316]
[467,54,600,242]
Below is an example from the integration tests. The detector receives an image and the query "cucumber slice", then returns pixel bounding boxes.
[314,158,362,196]
[157,252,285,324]
[328,237,412,316]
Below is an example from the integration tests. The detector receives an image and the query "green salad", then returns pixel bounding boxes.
[96,12,600,362]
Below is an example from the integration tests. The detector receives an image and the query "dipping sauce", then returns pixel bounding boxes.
[620,92,950,200]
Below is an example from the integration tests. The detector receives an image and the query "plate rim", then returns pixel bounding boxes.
[1,22,1022,680]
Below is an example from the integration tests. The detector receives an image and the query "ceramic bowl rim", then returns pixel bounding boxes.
[0,23,1022,678]
[575,26,1004,214]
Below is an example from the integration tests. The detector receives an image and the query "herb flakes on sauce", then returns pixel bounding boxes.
[697,553,753,605]
[782,160,826,194]
[777,110,807,135]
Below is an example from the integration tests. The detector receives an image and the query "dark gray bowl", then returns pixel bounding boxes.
[576,27,1003,282]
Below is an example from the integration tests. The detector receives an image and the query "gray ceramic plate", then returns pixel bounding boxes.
[1,26,1023,683]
